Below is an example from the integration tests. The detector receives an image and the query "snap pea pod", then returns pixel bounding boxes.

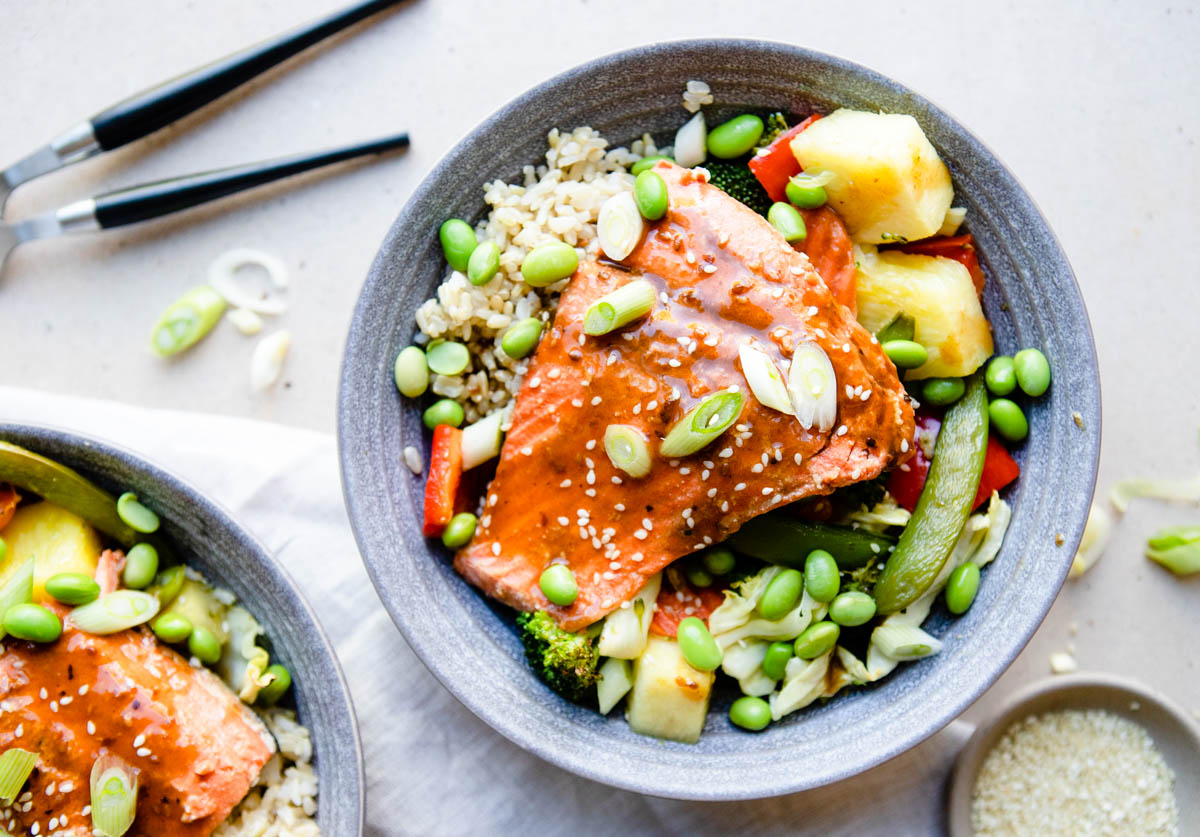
[873,374,989,614]
[726,517,896,570]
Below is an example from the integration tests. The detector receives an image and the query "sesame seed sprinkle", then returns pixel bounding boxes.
[560,479,572,488]
[585,488,597,497]
[557,516,569,526]
[735,482,747,491]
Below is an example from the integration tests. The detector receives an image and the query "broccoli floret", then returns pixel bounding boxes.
[516,610,600,704]
[757,111,789,148]
[704,160,772,216]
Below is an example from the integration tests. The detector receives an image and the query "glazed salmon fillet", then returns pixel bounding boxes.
[0,622,274,836]
[456,162,915,632]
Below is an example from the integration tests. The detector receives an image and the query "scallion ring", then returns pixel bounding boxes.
[90,753,138,837]
[69,590,160,635]
[0,748,38,803]
[597,192,645,261]
[583,279,656,336]
[787,342,837,432]
[738,344,793,415]
[660,389,745,457]
[604,424,652,478]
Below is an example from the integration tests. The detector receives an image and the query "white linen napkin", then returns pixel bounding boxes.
[0,386,966,836]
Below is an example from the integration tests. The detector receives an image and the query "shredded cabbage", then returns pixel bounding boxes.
[841,492,912,533]
[1070,502,1113,578]
[770,651,832,720]
[708,565,823,649]
[720,640,777,696]
[218,605,274,703]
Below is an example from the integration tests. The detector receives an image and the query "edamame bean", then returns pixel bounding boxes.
[393,346,429,398]
[45,572,100,606]
[630,155,673,175]
[467,240,501,286]
[757,568,803,621]
[258,664,293,705]
[188,625,222,664]
[116,492,159,534]
[785,178,827,209]
[828,591,877,627]
[686,566,713,588]
[921,377,965,407]
[945,562,981,615]
[520,242,579,287]
[794,620,840,659]
[676,616,722,672]
[803,549,840,603]
[122,543,159,590]
[767,202,807,243]
[761,641,794,681]
[729,695,772,731]
[3,603,62,643]
[988,398,1028,442]
[701,546,736,576]
[441,513,477,549]
[539,564,578,607]
[423,399,465,430]
[1014,348,1051,397]
[425,340,470,376]
[634,171,669,221]
[882,340,928,370]
[706,114,765,159]
[151,612,193,644]
[501,317,543,359]
[984,355,1016,396]
[439,219,478,272]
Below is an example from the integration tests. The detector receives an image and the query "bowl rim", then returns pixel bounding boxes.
[0,421,366,834]
[338,37,1101,800]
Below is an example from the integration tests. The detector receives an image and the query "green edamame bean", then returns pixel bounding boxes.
[258,664,293,705]
[758,568,803,621]
[803,549,840,603]
[439,219,478,273]
[501,317,544,359]
[706,114,764,159]
[921,377,966,407]
[116,492,159,534]
[988,398,1028,442]
[945,562,981,615]
[188,625,222,664]
[150,565,185,606]
[828,591,877,627]
[794,620,840,659]
[701,546,736,576]
[122,543,159,590]
[729,695,772,731]
[467,240,501,286]
[539,564,578,607]
[45,572,100,606]
[423,399,465,430]
[441,513,477,549]
[767,202,807,243]
[676,616,722,672]
[761,641,794,681]
[425,340,471,376]
[785,178,827,209]
[634,171,669,221]
[685,566,713,588]
[151,612,193,644]
[149,285,227,357]
[394,346,429,398]
[520,241,579,287]
[1013,348,1051,397]
[3,603,62,643]
[984,355,1016,397]
[882,340,928,370]
[631,155,673,176]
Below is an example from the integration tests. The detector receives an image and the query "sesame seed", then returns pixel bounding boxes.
[133,734,146,748]
[584,457,595,469]
[521,446,533,456]
[491,543,501,556]
[87,721,95,735]
[707,488,717,498]
[751,463,763,473]
[762,487,774,495]
[60,696,71,706]
[59,781,73,794]
[614,503,626,511]
[49,701,57,712]
[702,264,718,274]
[704,335,720,347]
[137,747,151,758]
[592,537,602,549]
[642,518,653,530]
[861,389,872,401]
[646,400,658,410]
[590,396,602,406]
[845,384,855,398]
[560,479,572,488]
[586,471,596,485]
[585,488,597,497]
[557,516,570,526]
[611,476,623,484]
[842,343,851,352]
[789,264,804,275]
[701,469,710,480]
[718,447,733,458]
[634,530,648,540]
[585,439,596,450]
[679,467,691,475]
[571,398,583,408]
[78,685,88,696]
[720,501,730,513]
[39,688,46,700]
[837,425,849,436]
[735,482,747,491]
[901,439,909,452]
[548,368,560,379]
[14,725,22,738]
[686,250,696,265]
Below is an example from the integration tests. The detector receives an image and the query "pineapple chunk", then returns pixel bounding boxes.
[790,109,954,244]
[625,636,714,744]
[856,247,993,380]
[1,501,101,602]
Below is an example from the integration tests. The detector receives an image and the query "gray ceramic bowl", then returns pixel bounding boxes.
[338,40,1101,800]
[0,423,364,834]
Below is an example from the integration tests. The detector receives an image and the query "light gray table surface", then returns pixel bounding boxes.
[2,0,1198,832]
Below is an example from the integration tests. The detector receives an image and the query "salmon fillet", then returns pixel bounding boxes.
[456,162,915,632]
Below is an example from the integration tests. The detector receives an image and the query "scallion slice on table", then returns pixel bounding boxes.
[148,285,227,357]
[584,279,656,336]
[660,390,745,457]
[90,753,138,837]
[870,622,943,660]
[0,748,38,803]
[604,424,652,478]
[0,559,32,641]
[69,591,160,635]
[738,344,793,415]
[597,193,645,262]
[787,342,837,432]
[461,411,505,470]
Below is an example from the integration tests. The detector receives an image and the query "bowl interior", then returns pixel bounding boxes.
[338,39,1101,800]
[0,424,364,835]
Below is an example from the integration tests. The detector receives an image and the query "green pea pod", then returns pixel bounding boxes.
[874,373,989,614]
[727,517,896,570]
[149,285,226,357]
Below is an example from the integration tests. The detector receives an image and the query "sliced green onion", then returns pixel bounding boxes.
[787,342,837,432]
[790,170,836,189]
[69,591,160,635]
[90,753,138,837]
[425,340,471,376]
[0,559,33,642]
[462,411,505,470]
[660,390,745,457]
[673,111,707,168]
[871,622,943,661]
[116,492,159,534]
[597,192,645,261]
[148,285,226,357]
[738,344,793,415]
[604,424,652,478]
[584,279,656,336]
[0,748,37,803]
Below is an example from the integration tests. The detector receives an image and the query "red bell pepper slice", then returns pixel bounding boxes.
[890,234,986,295]
[887,413,1019,513]
[0,483,19,531]
[422,425,463,537]
[748,114,821,203]
[796,206,856,313]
